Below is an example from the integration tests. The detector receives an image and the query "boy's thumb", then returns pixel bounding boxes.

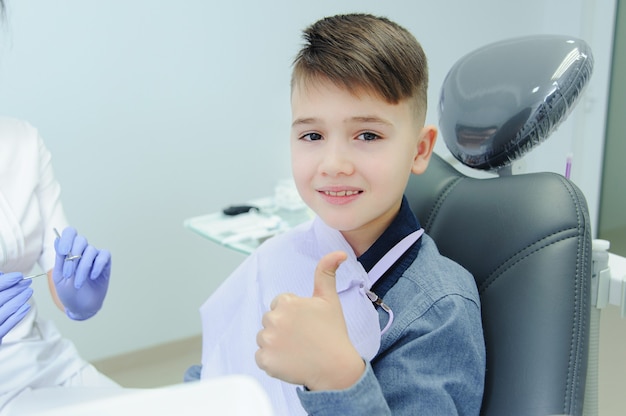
[312,251,348,299]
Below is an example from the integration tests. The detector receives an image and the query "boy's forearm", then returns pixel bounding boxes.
[298,361,391,416]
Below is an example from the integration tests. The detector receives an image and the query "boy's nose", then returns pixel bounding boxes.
[318,140,354,176]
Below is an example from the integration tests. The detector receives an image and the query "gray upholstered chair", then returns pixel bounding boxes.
[406,153,591,415]
[406,35,594,415]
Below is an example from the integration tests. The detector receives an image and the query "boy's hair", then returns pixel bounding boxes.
[292,13,428,120]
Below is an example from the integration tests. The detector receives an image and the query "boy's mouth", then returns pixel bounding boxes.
[321,190,362,197]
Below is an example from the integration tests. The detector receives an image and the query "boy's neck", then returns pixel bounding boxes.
[340,199,405,257]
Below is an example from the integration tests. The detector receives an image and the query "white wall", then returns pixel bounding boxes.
[0,0,616,361]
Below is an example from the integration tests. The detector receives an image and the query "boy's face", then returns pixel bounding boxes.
[290,79,436,255]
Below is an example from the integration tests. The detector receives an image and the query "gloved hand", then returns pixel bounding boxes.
[53,227,111,321]
[0,272,33,344]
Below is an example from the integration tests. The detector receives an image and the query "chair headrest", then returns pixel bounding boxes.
[439,35,593,171]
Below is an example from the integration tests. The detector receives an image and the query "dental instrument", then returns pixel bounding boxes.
[54,228,81,261]
[565,152,573,179]
[24,272,48,280]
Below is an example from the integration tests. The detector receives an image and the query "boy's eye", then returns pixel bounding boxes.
[357,132,380,141]
[301,132,323,141]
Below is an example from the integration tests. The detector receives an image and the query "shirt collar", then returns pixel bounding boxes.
[357,195,421,273]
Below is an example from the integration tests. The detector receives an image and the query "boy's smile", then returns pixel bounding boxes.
[317,185,362,205]
[290,79,436,255]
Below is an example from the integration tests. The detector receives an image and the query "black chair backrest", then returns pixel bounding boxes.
[405,153,592,416]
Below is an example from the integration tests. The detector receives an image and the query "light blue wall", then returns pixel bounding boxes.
[600,1,626,233]
[0,0,616,361]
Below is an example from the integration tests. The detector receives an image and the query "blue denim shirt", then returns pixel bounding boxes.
[297,233,485,415]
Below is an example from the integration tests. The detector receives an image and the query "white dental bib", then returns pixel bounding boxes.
[199,216,422,415]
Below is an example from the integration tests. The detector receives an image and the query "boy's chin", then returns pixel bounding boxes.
[317,214,362,233]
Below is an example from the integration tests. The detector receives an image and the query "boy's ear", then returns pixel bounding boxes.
[411,125,438,175]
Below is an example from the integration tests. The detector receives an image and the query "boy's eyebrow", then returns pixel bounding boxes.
[350,115,393,126]
[292,117,317,127]
[292,115,393,127]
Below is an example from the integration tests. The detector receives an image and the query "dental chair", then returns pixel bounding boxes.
[405,35,594,415]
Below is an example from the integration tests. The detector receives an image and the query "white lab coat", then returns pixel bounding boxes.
[0,117,119,414]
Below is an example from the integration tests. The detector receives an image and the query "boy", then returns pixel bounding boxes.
[200,13,485,415]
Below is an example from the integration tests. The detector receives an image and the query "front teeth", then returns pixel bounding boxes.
[324,190,359,196]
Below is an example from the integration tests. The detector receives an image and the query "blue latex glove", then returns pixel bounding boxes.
[0,272,33,344]
[53,227,111,321]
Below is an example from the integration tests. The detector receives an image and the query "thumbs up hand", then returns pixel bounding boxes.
[255,251,365,391]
